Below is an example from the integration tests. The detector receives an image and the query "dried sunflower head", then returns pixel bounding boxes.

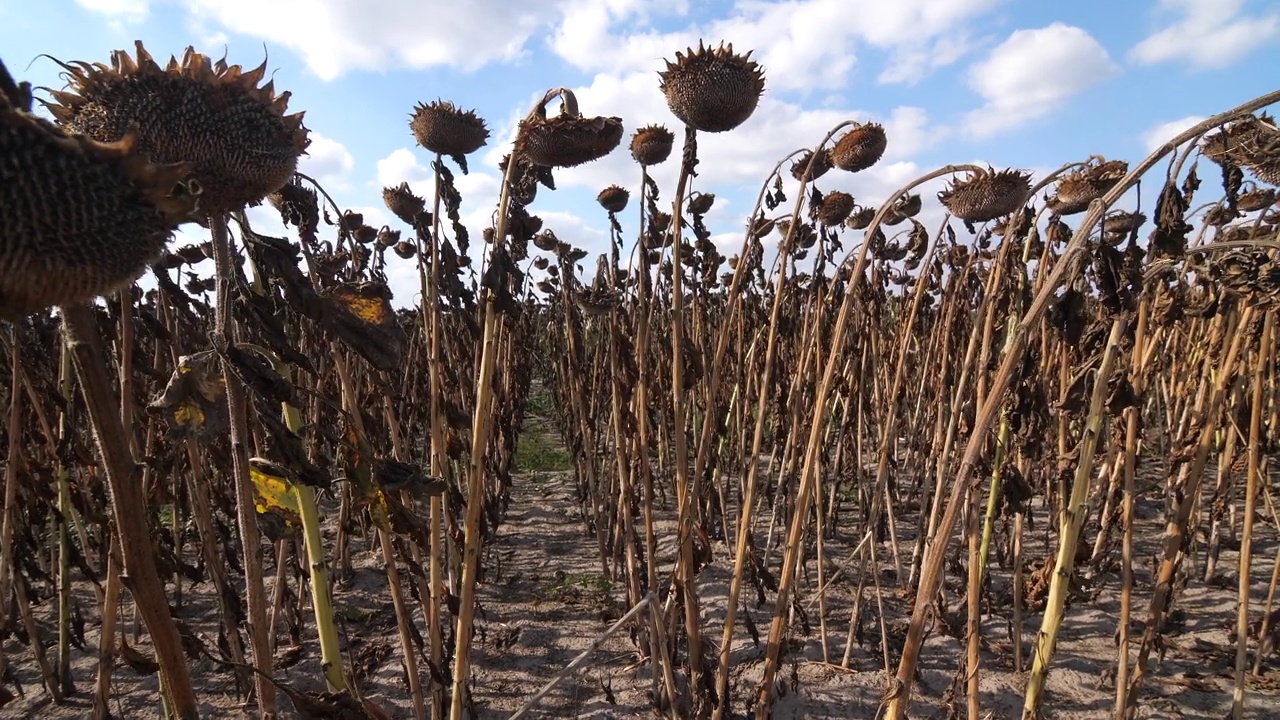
[816,191,855,226]
[791,148,833,182]
[1,57,201,319]
[44,41,309,215]
[268,180,319,233]
[659,41,765,133]
[597,185,630,214]
[845,207,875,230]
[409,99,489,157]
[631,124,674,166]
[1203,114,1280,185]
[937,168,1032,223]
[383,182,427,225]
[1048,156,1128,216]
[517,93,623,168]
[832,123,887,173]
[393,241,417,259]
[1238,185,1277,213]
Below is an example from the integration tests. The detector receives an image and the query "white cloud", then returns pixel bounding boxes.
[76,0,149,23]
[299,132,355,190]
[1129,0,1280,70]
[549,0,1005,92]
[181,0,562,80]
[877,33,975,86]
[376,148,434,197]
[963,23,1119,138]
[1141,115,1207,153]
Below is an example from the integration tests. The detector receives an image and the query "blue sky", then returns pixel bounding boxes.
[3,0,1278,307]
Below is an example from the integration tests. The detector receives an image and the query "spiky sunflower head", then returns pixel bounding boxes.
[937,167,1032,223]
[382,182,427,225]
[659,41,765,133]
[1048,156,1128,216]
[832,123,887,173]
[1202,114,1280,182]
[409,99,489,157]
[517,106,624,169]
[43,41,309,216]
[0,57,201,319]
[630,124,674,166]
[597,185,630,214]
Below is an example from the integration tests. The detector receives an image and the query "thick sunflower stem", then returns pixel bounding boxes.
[448,100,529,719]
[1022,317,1126,718]
[1234,311,1273,718]
[61,303,199,719]
[668,124,704,713]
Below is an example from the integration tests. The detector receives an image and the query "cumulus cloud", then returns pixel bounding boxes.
[76,0,149,23]
[181,0,562,80]
[299,132,355,190]
[963,23,1119,138]
[376,148,434,196]
[549,0,1005,91]
[1141,115,1207,153]
[1129,0,1280,70]
[877,33,975,86]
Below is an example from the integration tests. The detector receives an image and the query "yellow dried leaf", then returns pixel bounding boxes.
[172,403,204,427]
[249,459,300,520]
[333,291,390,326]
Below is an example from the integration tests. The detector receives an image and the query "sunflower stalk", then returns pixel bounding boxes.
[0,323,23,677]
[54,336,75,696]
[209,212,276,717]
[757,163,984,718]
[886,92,1280,719]
[1126,303,1257,716]
[447,87,548,720]
[61,303,199,719]
[1233,311,1273,719]
[241,341,347,694]
[1022,317,1126,718]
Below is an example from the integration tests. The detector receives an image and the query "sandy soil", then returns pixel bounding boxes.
[5,422,1280,720]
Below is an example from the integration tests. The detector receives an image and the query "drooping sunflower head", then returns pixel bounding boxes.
[382,182,428,226]
[1203,113,1280,187]
[659,41,765,133]
[630,124,675,166]
[515,90,623,168]
[43,41,309,215]
[937,167,1032,224]
[816,190,855,227]
[597,185,630,214]
[409,99,489,157]
[1048,156,1128,216]
[831,123,887,173]
[1,57,201,319]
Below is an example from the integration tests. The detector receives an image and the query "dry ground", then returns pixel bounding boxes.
[5,414,1280,720]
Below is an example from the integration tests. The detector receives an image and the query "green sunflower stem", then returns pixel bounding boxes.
[238,342,346,693]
